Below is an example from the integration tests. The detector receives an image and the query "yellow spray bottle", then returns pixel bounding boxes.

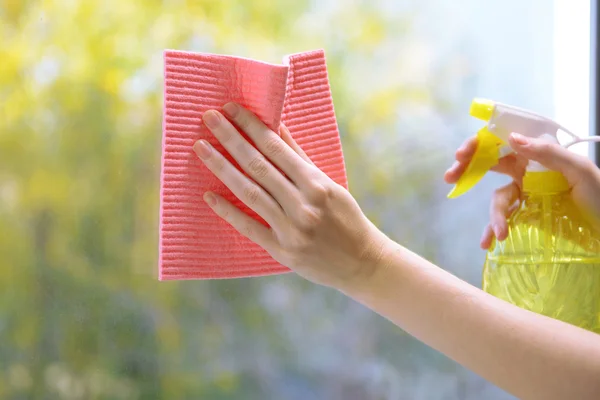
[450,98,600,333]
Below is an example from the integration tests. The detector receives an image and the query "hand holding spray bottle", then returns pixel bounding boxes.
[450,98,600,333]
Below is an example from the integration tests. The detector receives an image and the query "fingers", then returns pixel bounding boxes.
[509,133,596,184]
[456,137,478,162]
[480,182,521,249]
[480,224,495,250]
[193,139,284,229]
[444,137,477,183]
[203,191,277,251]
[480,203,520,249]
[445,136,527,184]
[444,161,468,184]
[280,124,315,166]
[221,103,315,184]
[201,109,302,212]
[490,182,520,240]
[480,204,521,249]
[491,154,527,184]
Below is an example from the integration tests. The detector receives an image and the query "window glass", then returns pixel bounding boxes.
[1,1,586,399]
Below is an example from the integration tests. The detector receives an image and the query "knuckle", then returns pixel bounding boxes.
[493,185,510,198]
[243,186,260,206]
[212,155,225,172]
[307,181,332,204]
[490,209,504,222]
[219,207,230,220]
[482,224,493,240]
[490,196,502,212]
[286,232,311,253]
[264,137,285,158]
[296,206,322,233]
[236,113,253,132]
[248,156,269,179]
[242,223,254,239]
[491,196,503,210]
[234,141,246,153]
[492,182,519,206]
[218,127,233,143]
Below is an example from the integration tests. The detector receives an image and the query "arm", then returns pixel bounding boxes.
[195,103,600,400]
[345,241,600,400]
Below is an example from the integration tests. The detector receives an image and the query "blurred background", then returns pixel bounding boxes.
[0,0,596,399]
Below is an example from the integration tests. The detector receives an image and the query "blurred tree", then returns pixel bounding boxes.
[0,0,475,399]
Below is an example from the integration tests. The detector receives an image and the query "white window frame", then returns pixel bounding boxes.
[553,0,595,160]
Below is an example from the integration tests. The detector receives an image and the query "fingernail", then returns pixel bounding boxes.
[204,192,217,207]
[203,111,220,129]
[510,133,528,145]
[193,140,212,160]
[223,102,239,117]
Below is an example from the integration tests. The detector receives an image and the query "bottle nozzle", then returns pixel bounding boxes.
[470,98,495,121]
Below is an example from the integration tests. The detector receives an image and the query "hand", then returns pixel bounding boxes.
[444,133,600,249]
[193,103,391,290]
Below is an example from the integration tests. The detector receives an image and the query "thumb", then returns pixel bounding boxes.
[508,133,590,183]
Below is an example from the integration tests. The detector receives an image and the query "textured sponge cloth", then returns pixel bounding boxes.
[159,49,347,280]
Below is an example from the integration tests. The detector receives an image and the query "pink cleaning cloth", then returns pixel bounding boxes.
[159,49,347,280]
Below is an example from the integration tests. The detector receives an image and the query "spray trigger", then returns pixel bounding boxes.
[447,127,505,199]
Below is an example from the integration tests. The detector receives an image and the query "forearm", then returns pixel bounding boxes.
[343,240,600,400]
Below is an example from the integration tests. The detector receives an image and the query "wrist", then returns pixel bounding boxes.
[338,232,404,297]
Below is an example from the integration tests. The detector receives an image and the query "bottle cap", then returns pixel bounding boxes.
[469,98,495,121]
[523,171,570,193]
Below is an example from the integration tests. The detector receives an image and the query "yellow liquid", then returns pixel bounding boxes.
[484,261,600,333]
[482,190,600,334]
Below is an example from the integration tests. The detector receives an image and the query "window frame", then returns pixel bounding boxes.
[593,0,600,165]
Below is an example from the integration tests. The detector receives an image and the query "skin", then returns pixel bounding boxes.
[194,103,600,400]
[444,134,600,248]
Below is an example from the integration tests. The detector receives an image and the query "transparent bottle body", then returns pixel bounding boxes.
[482,192,600,333]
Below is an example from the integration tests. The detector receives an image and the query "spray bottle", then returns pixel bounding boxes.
[450,98,600,333]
